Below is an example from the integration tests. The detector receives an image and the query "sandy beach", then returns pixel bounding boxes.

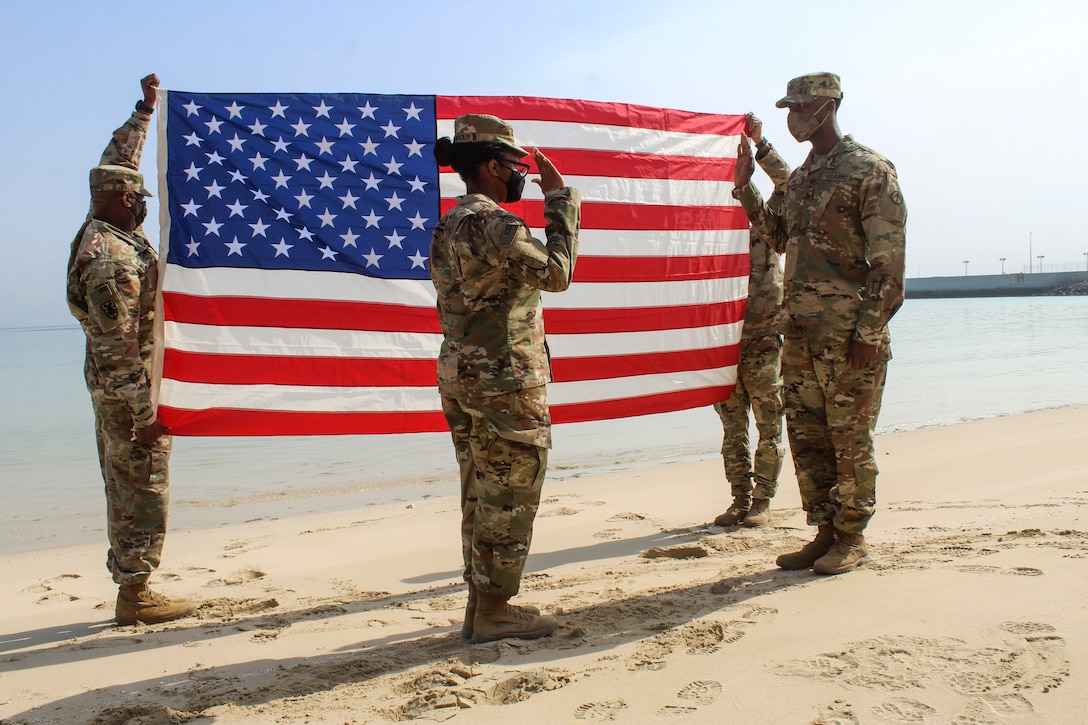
[2,406,1085,724]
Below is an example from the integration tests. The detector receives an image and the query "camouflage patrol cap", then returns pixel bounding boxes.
[89,164,153,197]
[775,72,843,108]
[453,114,528,158]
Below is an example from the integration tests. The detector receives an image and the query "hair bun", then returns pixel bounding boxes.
[433,137,454,166]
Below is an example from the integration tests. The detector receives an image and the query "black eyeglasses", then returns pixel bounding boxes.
[501,159,531,178]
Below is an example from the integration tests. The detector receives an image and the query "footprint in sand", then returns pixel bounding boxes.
[196,597,279,620]
[25,573,83,601]
[813,699,860,725]
[677,680,722,705]
[628,640,671,672]
[947,669,1011,696]
[1000,621,1056,635]
[250,630,282,642]
[573,701,628,721]
[540,506,580,517]
[952,565,1000,574]
[220,538,268,559]
[872,698,937,723]
[608,512,648,522]
[685,621,745,653]
[1005,567,1043,576]
[206,568,267,587]
[593,528,622,540]
[980,692,1034,716]
[487,670,569,704]
[656,705,698,717]
[742,605,778,619]
[640,545,708,560]
[1025,634,1067,647]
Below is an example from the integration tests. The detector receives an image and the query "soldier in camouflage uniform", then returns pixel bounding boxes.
[430,114,580,642]
[732,73,907,574]
[713,114,791,529]
[66,74,197,624]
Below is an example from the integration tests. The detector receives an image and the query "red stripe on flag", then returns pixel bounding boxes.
[439,199,748,231]
[436,96,745,136]
[545,300,745,334]
[527,148,735,181]
[552,345,740,383]
[162,292,443,333]
[158,406,450,436]
[551,386,734,425]
[163,349,438,387]
[573,254,747,283]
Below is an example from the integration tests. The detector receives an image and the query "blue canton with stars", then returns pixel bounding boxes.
[165,92,438,280]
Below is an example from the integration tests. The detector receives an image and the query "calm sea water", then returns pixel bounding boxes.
[2,296,1087,552]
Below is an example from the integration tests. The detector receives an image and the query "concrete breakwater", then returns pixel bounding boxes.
[906,270,1088,298]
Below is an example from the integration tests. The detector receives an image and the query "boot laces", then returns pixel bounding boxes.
[142,587,170,606]
[504,602,538,621]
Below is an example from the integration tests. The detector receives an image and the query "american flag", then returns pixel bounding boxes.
[155,92,748,435]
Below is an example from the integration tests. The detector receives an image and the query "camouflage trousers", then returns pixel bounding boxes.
[782,336,887,534]
[441,385,550,599]
[90,389,172,586]
[713,334,784,501]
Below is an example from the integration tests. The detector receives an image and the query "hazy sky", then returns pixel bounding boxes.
[2,0,1085,328]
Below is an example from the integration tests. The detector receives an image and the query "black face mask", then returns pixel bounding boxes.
[504,165,526,203]
[131,195,148,227]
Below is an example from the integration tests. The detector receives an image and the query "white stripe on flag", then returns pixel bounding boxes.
[435,119,740,158]
[164,321,442,358]
[440,173,737,206]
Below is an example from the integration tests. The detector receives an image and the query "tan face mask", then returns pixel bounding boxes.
[787,98,833,142]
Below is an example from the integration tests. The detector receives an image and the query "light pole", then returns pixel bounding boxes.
[999,257,1007,274]
[1037,255,1045,273]
[1084,252,1087,271]
[1029,232,1033,273]
[963,260,970,275]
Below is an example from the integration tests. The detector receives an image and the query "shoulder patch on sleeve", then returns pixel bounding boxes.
[499,222,521,248]
[878,178,907,225]
[88,280,130,332]
[493,219,550,269]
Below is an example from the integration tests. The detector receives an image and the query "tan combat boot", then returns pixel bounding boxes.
[813,532,870,575]
[470,592,558,644]
[116,583,198,625]
[462,583,477,640]
[713,496,751,527]
[463,583,537,640]
[741,498,771,527]
[775,525,836,570]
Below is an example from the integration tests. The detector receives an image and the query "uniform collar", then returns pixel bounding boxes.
[95,218,151,250]
[456,192,499,208]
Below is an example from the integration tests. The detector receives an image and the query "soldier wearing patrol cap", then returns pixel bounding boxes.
[430,113,580,642]
[712,113,791,530]
[732,73,907,575]
[66,74,198,625]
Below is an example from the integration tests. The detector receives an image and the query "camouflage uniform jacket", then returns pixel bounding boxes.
[429,187,581,396]
[742,143,791,340]
[66,109,158,427]
[735,135,906,349]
